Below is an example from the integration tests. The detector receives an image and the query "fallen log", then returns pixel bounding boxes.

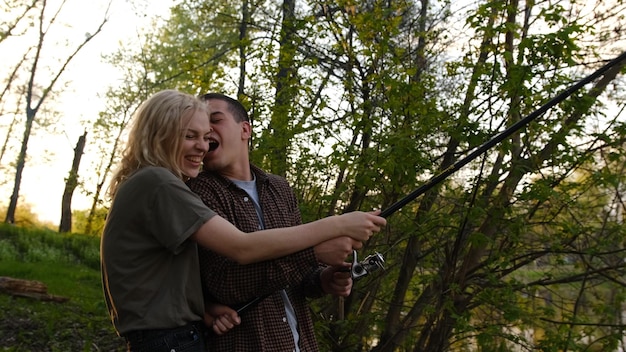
[0,276,70,303]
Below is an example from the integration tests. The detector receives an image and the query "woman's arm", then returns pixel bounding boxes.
[190,211,385,265]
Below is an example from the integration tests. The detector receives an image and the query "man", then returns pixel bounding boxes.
[187,93,359,351]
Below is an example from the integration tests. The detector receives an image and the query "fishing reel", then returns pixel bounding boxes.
[235,249,386,314]
[350,250,385,281]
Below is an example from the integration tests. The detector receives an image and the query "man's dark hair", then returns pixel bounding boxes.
[199,93,249,123]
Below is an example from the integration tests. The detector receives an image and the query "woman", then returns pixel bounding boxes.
[100,89,386,352]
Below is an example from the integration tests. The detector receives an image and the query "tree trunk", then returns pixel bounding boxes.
[5,108,35,224]
[262,0,296,176]
[236,0,249,98]
[59,131,87,233]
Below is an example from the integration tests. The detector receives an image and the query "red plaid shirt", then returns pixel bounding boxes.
[187,164,324,352]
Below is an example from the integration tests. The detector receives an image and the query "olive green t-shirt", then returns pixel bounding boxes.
[100,166,216,335]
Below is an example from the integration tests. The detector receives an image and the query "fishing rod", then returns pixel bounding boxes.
[338,50,626,293]
[233,51,626,316]
[380,50,626,218]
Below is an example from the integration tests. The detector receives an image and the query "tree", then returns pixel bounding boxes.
[0,2,34,174]
[0,0,38,43]
[3,0,110,224]
[356,1,626,350]
[58,131,86,233]
[256,0,298,176]
[97,0,626,350]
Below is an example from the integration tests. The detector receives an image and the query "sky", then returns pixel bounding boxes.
[1,0,175,224]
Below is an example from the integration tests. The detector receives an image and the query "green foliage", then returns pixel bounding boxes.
[0,223,100,270]
[0,224,124,351]
[72,207,107,237]
[98,0,626,350]
[0,203,55,230]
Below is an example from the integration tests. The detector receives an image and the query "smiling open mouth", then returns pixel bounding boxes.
[208,140,219,152]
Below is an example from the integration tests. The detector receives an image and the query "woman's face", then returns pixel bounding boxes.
[179,110,212,179]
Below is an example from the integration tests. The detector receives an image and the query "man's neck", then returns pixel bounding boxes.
[221,159,252,181]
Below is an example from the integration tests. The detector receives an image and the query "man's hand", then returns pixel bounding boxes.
[314,236,362,266]
[203,302,241,335]
[320,263,353,297]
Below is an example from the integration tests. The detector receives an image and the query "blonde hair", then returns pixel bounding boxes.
[108,90,209,197]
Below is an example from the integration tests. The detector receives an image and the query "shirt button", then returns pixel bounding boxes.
[243,196,249,202]
[282,317,287,322]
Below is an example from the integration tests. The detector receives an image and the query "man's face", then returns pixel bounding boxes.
[203,99,250,172]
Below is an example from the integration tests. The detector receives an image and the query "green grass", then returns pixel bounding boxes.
[0,224,125,351]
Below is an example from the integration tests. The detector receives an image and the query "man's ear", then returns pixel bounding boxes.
[241,121,252,140]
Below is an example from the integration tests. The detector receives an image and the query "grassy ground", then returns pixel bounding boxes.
[0,224,125,351]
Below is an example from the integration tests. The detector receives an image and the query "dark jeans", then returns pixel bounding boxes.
[124,321,207,352]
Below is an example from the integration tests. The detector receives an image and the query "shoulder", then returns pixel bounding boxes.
[131,166,177,183]
[253,166,295,198]
[251,164,289,187]
[119,167,179,193]
[266,173,290,188]
[187,169,227,190]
